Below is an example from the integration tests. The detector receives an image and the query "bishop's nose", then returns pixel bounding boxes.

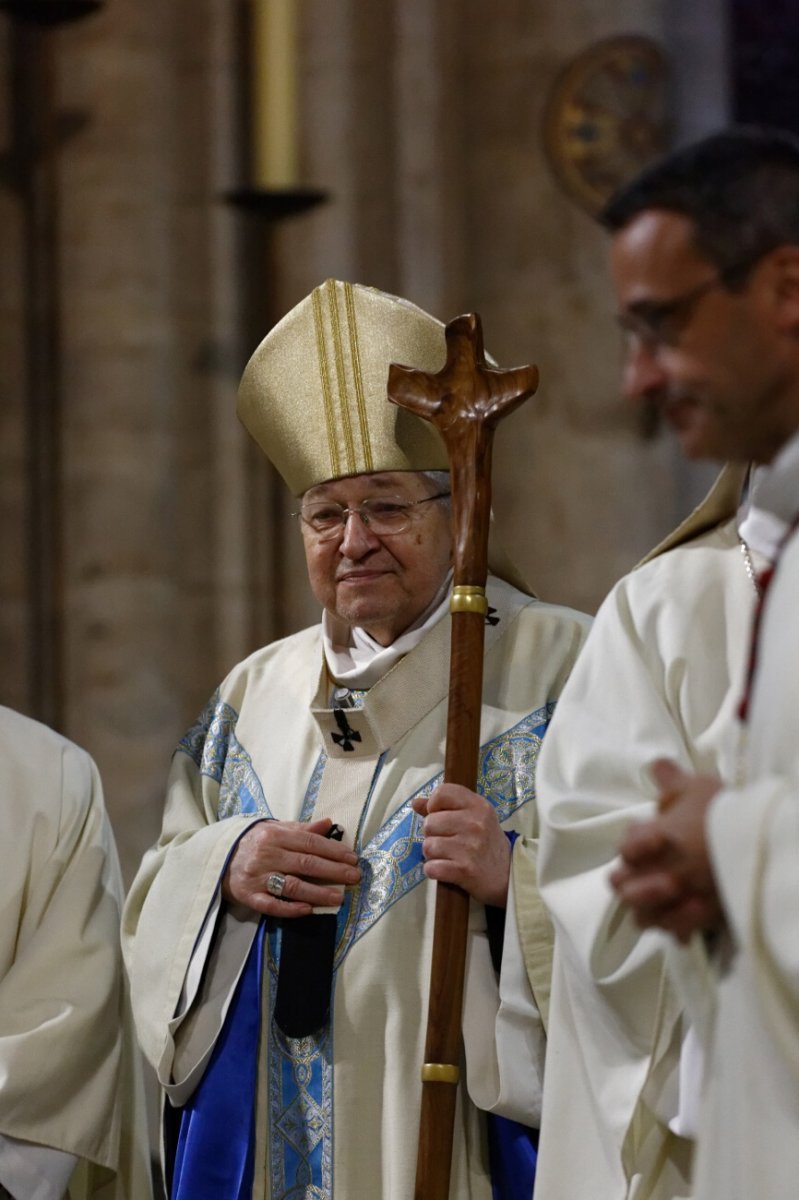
[339,508,382,558]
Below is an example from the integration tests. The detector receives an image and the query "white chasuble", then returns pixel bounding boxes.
[534,516,760,1200]
[692,440,799,1200]
[123,577,589,1200]
[0,707,152,1200]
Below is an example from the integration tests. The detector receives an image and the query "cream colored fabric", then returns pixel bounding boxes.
[0,707,152,1200]
[123,578,590,1200]
[512,836,555,1033]
[0,1133,76,1200]
[535,516,759,1200]
[688,438,799,1200]
[238,279,451,494]
[461,879,547,1123]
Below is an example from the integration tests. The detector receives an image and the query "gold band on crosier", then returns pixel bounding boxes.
[421,1063,460,1084]
[449,586,488,616]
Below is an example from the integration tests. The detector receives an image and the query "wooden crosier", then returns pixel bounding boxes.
[387,313,539,1200]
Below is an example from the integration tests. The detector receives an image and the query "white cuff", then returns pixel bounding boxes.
[0,1133,77,1200]
[462,877,545,1125]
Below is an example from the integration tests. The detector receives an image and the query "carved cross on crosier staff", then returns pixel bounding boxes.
[388,313,539,1200]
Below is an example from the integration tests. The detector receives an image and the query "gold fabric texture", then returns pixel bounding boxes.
[237,279,451,494]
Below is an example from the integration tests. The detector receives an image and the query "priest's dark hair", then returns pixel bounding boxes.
[601,125,799,289]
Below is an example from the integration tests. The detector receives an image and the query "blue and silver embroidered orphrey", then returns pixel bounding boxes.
[176,694,552,1200]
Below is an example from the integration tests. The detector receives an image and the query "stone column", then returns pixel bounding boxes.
[54,0,248,881]
[0,20,35,719]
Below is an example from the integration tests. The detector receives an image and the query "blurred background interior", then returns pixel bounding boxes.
[0,0,794,885]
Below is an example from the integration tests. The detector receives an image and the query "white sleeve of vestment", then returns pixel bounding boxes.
[165,900,261,1105]
[706,539,799,1060]
[0,1132,77,1200]
[708,774,799,1061]
[122,739,267,1091]
[165,816,273,1104]
[535,576,693,1051]
[175,892,222,1020]
[532,570,721,1198]
[175,817,276,1024]
[462,868,545,1125]
[667,1023,704,1138]
[0,730,153,1194]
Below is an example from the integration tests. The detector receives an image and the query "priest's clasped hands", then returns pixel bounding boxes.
[611,758,726,943]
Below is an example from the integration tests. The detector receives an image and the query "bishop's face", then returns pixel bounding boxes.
[299,470,452,647]
[611,208,799,464]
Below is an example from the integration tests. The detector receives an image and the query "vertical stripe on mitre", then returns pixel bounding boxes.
[312,283,341,478]
[314,280,376,479]
[326,280,357,474]
[343,281,373,472]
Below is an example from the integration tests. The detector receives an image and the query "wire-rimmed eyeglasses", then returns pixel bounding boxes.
[616,257,758,351]
[293,492,451,541]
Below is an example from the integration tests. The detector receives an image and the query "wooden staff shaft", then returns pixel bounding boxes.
[415,442,493,1200]
[388,313,538,1200]
[416,608,486,1199]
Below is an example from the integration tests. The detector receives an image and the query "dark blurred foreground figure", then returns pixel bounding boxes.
[592,127,799,1200]
[0,707,152,1200]
[122,280,590,1200]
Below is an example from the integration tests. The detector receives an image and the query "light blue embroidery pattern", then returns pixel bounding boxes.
[181,694,553,1200]
[265,702,552,1199]
[266,929,334,1200]
[338,702,554,957]
[299,752,325,822]
[176,690,223,769]
[176,690,271,819]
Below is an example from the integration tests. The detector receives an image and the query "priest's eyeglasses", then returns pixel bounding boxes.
[616,257,756,351]
[295,493,451,541]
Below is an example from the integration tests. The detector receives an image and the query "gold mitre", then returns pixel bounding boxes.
[237,278,451,495]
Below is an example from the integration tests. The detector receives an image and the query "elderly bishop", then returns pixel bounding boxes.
[123,280,589,1200]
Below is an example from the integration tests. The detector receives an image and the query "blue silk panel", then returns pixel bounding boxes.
[170,922,265,1199]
